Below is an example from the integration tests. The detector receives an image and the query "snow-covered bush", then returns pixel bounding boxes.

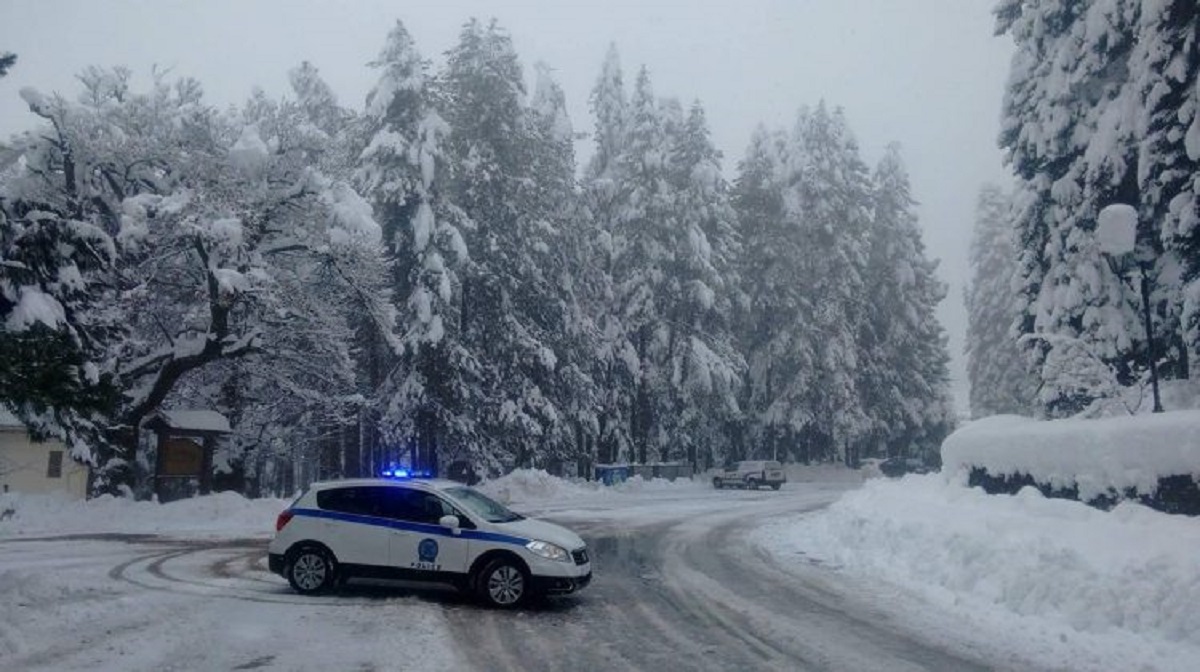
[942,412,1200,514]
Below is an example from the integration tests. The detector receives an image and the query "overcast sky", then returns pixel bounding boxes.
[0,0,1014,413]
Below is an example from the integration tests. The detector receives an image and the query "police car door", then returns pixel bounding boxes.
[318,486,392,567]
[384,487,470,578]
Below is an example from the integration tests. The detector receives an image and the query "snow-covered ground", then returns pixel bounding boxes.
[0,490,466,671]
[0,471,769,672]
[4,463,1197,670]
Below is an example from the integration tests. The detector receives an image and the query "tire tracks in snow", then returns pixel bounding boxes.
[444,488,998,671]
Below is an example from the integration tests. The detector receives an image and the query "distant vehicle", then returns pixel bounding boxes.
[712,460,786,490]
[879,457,930,478]
[268,475,591,607]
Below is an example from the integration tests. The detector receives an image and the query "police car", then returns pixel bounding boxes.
[268,475,591,607]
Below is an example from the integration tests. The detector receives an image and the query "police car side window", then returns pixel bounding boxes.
[317,487,381,516]
[376,488,473,527]
[374,488,429,522]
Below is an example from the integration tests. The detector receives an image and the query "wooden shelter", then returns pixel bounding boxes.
[144,410,231,502]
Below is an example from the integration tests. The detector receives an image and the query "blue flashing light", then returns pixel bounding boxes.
[380,468,435,479]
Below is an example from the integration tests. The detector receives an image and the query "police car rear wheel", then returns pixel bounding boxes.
[479,559,528,607]
[287,546,336,595]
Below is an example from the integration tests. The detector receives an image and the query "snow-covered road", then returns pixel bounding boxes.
[0,475,996,672]
[448,483,998,671]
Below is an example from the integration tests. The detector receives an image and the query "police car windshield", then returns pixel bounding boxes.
[444,487,524,523]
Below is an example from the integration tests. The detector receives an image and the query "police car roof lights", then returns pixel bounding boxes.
[380,469,433,479]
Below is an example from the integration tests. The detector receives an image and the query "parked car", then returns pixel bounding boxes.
[879,457,930,478]
[712,460,787,490]
[268,476,591,607]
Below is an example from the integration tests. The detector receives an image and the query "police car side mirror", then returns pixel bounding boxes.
[439,514,461,535]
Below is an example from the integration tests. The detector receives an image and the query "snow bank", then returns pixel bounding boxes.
[754,476,1200,667]
[477,469,599,505]
[942,411,1200,500]
[0,491,288,539]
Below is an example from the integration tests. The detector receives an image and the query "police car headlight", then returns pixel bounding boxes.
[525,540,570,562]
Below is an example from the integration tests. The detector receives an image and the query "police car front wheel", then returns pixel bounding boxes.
[478,558,529,608]
[286,545,337,595]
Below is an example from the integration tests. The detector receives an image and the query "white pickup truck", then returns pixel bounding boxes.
[712,460,787,490]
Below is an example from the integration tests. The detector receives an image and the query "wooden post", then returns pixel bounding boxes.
[199,436,214,496]
[154,432,166,502]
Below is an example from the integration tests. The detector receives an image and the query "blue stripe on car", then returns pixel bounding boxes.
[290,508,530,546]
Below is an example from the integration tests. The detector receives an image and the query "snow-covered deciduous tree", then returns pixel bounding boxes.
[965,184,1037,418]
[0,70,392,494]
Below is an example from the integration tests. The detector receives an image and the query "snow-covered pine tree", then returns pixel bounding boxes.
[662,100,745,470]
[859,145,954,459]
[586,43,627,183]
[356,20,475,476]
[733,124,812,463]
[0,52,14,78]
[1133,0,1198,374]
[288,61,347,142]
[965,184,1037,418]
[606,66,680,465]
[442,19,582,472]
[578,45,635,466]
[526,62,602,476]
[997,0,1181,416]
[783,103,873,462]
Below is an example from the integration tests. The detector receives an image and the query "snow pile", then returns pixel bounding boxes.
[477,469,599,505]
[610,474,705,493]
[0,491,288,539]
[942,411,1200,500]
[754,475,1200,655]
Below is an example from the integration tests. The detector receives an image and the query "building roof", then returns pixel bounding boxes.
[146,409,232,434]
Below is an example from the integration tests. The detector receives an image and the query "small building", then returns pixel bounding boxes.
[143,409,232,503]
[0,408,89,499]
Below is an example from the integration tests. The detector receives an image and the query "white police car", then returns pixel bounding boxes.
[268,475,591,607]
